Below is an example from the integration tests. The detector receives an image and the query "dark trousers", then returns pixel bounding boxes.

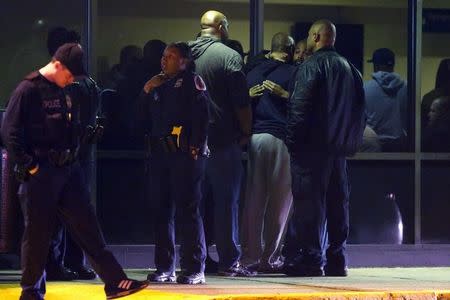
[203,143,242,270]
[46,160,94,272]
[150,152,206,274]
[18,161,126,300]
[284,152,349,268]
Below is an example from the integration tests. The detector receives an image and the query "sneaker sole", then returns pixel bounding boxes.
[177,278,206,284]
[106,282,149,299]
[148,276,176,283]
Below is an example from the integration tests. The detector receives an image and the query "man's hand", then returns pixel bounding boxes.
[249,84,265,98]
[14,163,39,183]
[263,80,289,99]
[143,73,168,94]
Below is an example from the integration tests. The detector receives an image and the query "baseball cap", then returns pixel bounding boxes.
[53,43,86,76]
[367,48,395,66]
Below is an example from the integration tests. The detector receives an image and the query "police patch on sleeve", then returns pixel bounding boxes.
[194,75,207,91]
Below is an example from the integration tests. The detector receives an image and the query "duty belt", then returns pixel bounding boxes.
[146,135,209,157]
[34,148,79,167]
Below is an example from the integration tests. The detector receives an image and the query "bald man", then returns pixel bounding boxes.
[285,20,366,277]
[189,11,254,277]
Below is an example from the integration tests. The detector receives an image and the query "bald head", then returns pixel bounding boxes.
[429,96,450,126]
[269,32,294,62]
[306,19,336,52]
[271,32,294,53]
[200,10,229,40]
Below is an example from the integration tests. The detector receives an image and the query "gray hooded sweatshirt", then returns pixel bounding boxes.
[188,37,249,148]
[364,71,408,144]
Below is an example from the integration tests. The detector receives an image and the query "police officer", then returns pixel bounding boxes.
[1,43,148,300]
[139,42,209,285]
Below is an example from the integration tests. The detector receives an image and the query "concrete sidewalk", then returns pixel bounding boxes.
[1,267,449,300]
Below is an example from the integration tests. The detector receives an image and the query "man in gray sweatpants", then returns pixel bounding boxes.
[240,32,296,272]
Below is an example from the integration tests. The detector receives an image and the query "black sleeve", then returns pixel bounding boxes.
[136,90,153,135]
[286,61,319,150]
[190,75,210,148]
[1,81,35,166]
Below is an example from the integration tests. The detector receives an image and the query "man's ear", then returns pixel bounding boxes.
[313,33,320,43]
[54,60,63,70]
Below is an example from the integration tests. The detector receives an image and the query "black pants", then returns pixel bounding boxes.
[150,152,206,274]
[46,160,94,272]
[18,161,126,300]
[284,152,349,268]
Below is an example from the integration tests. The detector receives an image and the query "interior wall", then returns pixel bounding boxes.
[96,3,450,100]
[96,5,412,89]
[1,1,449,106]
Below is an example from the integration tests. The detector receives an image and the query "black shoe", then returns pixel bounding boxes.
[75,266,97,280]
[324,265,348,277]
[105,279,149,299]
[176,272,205,284]
[46,266,78,281]
[257,261,285,274]
[283,263,324,277]
[205,256,219,274]
[218,263,257,277]
[147,271,176,282]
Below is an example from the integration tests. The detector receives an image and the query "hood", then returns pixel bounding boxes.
[188,37,220,59]
[372,71,406,96]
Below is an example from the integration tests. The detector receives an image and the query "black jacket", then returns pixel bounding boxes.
[1,72,81,167]
[138,70,210,150]
[286,47,366,156]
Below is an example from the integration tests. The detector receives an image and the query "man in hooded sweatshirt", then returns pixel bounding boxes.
[188,10,254,277]
[240,32,295,273]
[364,48,408,152]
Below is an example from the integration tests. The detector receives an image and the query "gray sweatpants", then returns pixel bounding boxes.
[240,133,293,266]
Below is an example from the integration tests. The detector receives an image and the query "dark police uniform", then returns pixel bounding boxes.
[139,70,209,275]
[1,71,126,299]
[46,76,101,277]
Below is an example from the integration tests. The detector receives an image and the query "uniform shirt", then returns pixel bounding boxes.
[1,72,80,166]
[246,59,295,141]
[138,70,210,149]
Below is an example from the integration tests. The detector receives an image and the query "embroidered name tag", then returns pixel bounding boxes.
[42,99,61,109]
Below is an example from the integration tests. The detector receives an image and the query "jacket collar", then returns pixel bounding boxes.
[315,46,336,53]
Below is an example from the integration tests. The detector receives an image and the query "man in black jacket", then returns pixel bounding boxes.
[284,20,365,277]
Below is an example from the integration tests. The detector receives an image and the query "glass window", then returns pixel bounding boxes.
[95,0,250,243]
[0,1,84,107]
[262,1,413,244]
[420,1,450,243]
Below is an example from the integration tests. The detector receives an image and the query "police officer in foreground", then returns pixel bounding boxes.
[139,42,209,284]
[1,43,148,300]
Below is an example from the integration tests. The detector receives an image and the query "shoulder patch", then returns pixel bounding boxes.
[194,75,207,91]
